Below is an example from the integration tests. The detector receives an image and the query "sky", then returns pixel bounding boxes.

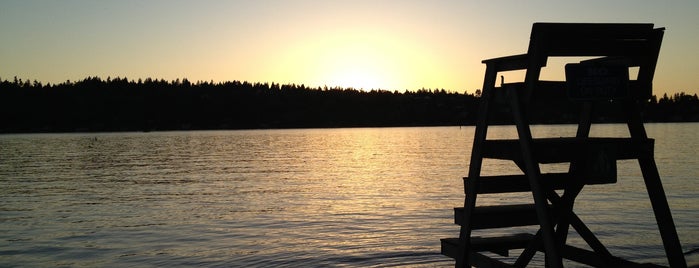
[1,0,698,95]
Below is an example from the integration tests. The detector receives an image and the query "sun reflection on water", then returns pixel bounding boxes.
[1,125,697,266]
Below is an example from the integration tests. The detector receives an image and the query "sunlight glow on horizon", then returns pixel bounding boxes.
[1,1,698,94]
[269,27,452,91]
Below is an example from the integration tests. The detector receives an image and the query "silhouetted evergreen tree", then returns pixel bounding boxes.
[0,76,696,133]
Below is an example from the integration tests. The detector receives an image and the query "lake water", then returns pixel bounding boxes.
[1,124,698,267]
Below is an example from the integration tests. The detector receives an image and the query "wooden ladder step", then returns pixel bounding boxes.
[466,173,572,194]
[560,244,665,267]
[454,204,548,228]
[482,137,654,164]
[441,233,536,259]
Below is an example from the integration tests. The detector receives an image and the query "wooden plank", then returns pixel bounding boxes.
[465,173,571,194]
[482,54,533,72]
[482,137,654,164]
[543,41,656,57]
[454,204,547,229]
[469,252,515,268]
[440,237,460,259]
[441,233,536,258]
[531,23,656,39]
[443,235,665,267]
[529,23,658,58]
[471,234,536,251]
[560,245,664,268]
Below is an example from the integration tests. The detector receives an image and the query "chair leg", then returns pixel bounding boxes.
[456,66,498,268]
[625,101,686,268]
[509,88,563,268]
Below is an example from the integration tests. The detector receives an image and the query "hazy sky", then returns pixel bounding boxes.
[1,0,698,95]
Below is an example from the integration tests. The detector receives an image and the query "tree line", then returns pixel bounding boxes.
[1,76,698,133]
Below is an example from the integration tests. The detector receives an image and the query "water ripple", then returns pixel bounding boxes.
[1,125,697,267]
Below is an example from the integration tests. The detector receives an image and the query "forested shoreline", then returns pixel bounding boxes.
[1,76,698,133]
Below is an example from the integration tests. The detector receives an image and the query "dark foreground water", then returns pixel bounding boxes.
[1,124,698,267]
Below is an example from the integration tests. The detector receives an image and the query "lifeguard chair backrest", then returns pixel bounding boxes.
[526,23,664,100]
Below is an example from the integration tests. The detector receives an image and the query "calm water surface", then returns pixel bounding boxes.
[1,124,698,267]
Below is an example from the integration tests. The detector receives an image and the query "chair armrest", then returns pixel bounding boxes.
[481,54,530,71]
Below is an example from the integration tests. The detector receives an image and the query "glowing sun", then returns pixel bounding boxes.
[316,44,395,90]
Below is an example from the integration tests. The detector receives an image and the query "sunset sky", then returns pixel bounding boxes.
[1,0,698,95]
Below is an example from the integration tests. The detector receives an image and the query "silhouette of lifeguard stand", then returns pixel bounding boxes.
[441,23,687,267]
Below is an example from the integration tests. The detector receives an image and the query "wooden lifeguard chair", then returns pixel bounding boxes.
[441,23,687,267]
